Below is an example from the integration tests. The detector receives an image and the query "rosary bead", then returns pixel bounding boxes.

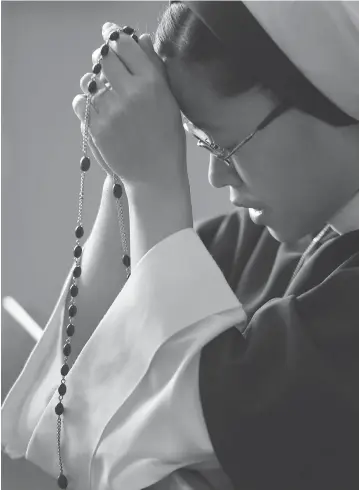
[70,284,79,297]
[80,156,90,172]
[58,473,68,489]
[109,30,120,41]
[63,343,72,357]
[69,304,77,317]
[92,62,102,75]
[73,266,82,278]
[58,383,67,396]
[66,323,75,337]
[131,34,139,43]
[61,363,70,376]
[122,254,131,267]
[55,402,64,416]
[75,225,84,238]
[88,79,97,94]
[100,43,110,57]
[112,183,123,199]
[122,26,135,35]
[74,245,82,258]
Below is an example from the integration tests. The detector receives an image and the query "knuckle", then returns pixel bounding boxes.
[92,48,101,65]
[72,94,86,116]
[80,73,93,91]
[102,22,120,39]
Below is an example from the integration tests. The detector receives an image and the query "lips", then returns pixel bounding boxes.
[230,197,264,210]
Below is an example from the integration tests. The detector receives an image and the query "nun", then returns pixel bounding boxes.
[2,2,359,490]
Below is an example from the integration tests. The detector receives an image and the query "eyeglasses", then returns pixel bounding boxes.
[182,100,291,168]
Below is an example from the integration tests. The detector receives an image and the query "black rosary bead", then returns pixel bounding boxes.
[61,363,70,376]
[68,304,77,317]
[88,79,97,94]
[113,183,123,199]
[74,245,82,258]
[66,323,75,337]
[58,473,68,489]
[73,266,82,278]
[55,402,64,416]
[63,343,71,357]
[80,156,90,172]
[58,383,67,396]
[109,30,120,41]
[122,254,131,267]
[100,43,110,57]
[70,284,79,297]
[75,225,84,238]
[122,26,135,35]
[92,62,102,75]
[131,34,139,43]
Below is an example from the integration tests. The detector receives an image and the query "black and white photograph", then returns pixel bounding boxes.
[2,1,359,490]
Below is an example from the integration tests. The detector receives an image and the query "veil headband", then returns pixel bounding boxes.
[170,1,359,120]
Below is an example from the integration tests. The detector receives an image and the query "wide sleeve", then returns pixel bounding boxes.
[198,252,359,490]
[2,222,246,490]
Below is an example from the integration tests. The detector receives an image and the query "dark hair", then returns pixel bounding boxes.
[154,1,358,127]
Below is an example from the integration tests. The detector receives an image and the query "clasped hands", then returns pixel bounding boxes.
[72,22,189,194]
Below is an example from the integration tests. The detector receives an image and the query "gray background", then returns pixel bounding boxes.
[1,2,232,489]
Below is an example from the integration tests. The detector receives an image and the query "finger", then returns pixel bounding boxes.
[92,44,130,94]
[72,93,98,125]
[99,72,109,86]
[80,72,107,94]
[138,33,167,77]
[79,73,113,113]
[102,22,155,78]
[80,125,113,175]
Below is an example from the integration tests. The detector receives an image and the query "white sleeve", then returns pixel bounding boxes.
[2,228,246,490]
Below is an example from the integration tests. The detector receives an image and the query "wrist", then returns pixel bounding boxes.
[126,182,193,226]
[125,181,193,268]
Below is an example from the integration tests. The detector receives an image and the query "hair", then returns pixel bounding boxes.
[154,1,358,127]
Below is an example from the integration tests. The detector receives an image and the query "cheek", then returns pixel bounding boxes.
[240,142,319,210]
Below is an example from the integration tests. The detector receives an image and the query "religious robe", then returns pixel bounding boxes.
[2,203,359,490]
[196,207,359,490]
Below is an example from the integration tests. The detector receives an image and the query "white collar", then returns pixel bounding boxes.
[328,189,359,235]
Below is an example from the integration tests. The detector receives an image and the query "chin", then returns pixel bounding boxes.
[266,225,309,244]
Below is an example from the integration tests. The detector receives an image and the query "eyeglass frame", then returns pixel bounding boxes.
[182,100,291,168]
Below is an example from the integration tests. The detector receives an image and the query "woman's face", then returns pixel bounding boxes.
[164,58,359,243]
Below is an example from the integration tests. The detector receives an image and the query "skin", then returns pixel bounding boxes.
[163,58,359,243]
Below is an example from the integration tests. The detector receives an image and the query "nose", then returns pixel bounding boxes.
[208,154,243,189]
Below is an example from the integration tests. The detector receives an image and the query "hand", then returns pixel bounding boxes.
[80,121,114,176]
[72,23,188,192]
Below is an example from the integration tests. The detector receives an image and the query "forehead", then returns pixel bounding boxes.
[163,57,274,150]
[164,57,237,135]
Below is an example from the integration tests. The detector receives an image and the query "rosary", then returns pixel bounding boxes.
[55,26,138,489]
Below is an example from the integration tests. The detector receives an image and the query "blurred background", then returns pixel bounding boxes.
[1,1,233,489]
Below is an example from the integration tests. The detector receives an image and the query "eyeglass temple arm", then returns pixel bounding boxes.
[257,100,291,131]
[225,100,291,160]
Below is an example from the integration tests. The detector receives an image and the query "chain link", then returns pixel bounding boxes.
[290,224,331,283]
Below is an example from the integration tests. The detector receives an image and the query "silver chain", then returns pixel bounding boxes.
[290,223,332,283]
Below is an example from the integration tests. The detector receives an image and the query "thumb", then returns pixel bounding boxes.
[139,33,167,77]
[139,33,155,55]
